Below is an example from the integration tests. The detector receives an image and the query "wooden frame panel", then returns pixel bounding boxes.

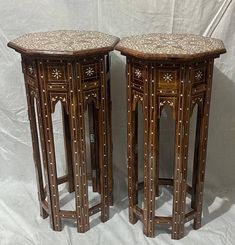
[126,57,217,240]
[21,54,113,233]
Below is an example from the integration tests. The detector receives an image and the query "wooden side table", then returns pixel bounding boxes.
[8,30,119,232]
[116,33,226,239]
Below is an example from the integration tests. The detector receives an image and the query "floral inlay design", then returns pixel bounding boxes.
[85,67,95,77]
[116,33,225,58]
[134,69,142,78]
[9,30,119,55]
[51,69,62,79]
[195,70,203,80]
[163,73,173,83]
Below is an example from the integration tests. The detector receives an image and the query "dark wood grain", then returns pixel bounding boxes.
[122,49,225,239]
[9,37,115,232]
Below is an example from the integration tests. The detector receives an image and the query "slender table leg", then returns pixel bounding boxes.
[155,119,160,197]
[127,63,139,224]
[99,57,110,222]
[193,60,214,229]
[143,66,157,237]
[25,83,48,218]
[127,107,138,224]
[62,107,74,193]
[107,77,114,205]
[88,103,100,193]
[191,106,202,208]
[37,61,62,231]
[68,62,90,232]
[133,109,138,208]
[172,68,192,239]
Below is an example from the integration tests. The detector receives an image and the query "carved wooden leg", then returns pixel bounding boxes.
[172,70,192,239]
[37,61,62,231]
[25,84,48,218]
[155,120,160,197]
[76,102,90,231]
[88,103,100,193]
[62,107,74,193]
[193,61,214,229]
[41,105,61,230]
[69,63,89,232]
[191,107,202,209]
[127,106,138,224]
[107,77,114,205]
[99,58,110,222]
[143,68,157,237]
[133,110,138,208]
[127,62,139,224]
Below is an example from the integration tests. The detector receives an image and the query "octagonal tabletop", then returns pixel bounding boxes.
[115,33,226,60]
[8,30,119,56]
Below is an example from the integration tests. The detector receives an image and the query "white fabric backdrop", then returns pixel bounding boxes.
[0,0,235,244]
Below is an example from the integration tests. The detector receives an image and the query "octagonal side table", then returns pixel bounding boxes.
[116,33,226,239]
[8,30,119,232]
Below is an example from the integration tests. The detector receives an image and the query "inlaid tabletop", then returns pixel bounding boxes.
[115,33,226,59]
[8,30,119,56]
